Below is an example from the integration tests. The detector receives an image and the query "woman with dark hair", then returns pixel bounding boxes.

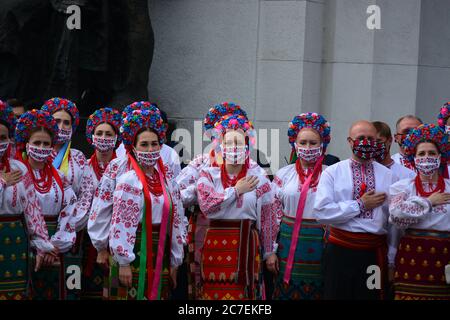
[15,109,78,300]
[196,114,277,300]
[176,102,252,299]
[270,113,331,300]
[389,124,450,300]
[115,101,181,180]
[41,97,93,299]
[41,98,87,195]
[0,102,54,300]
[75,107,122,299]
[104,108,185,300]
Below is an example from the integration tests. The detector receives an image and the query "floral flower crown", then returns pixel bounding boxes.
[15,109,59,149]
[41,97,80,132]
[288,112,331,150]
[120,108,166,151]
[0,100,17,137]
[86,107,123,146]
[403,123,448,165]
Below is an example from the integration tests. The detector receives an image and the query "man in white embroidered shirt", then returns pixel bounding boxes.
[313,120,394,300]
[392,115,422,169]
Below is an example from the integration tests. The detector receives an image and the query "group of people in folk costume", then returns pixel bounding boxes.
[0,97,449,300]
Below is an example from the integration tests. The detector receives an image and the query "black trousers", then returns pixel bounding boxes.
[322,243,386,300]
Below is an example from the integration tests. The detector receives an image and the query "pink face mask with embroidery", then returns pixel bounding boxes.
[56,128,72,144]
[26,144,53,163]
[221,145,248,164]
[0,141,9,158]
[134,149,161,168]
[295,144,322,162]
[93,136,117,153]
[414,156,440,176]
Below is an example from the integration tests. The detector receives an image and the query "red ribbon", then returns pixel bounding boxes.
[283,156,324,285]
[128,153,154,299]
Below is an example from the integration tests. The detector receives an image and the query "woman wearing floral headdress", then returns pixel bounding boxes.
[106,108,185,300]
[176,102,252,299]
[196,114,277,300]
[437,102,450,135]
[41,98,87,195]
[88,102,186,289]
[41,97,96,299]
[0,102,54,300]
[389,124,450,300]
[15,109,78,300]
[269,112,330,300]
[437,102,450,177]
[75,107,122,299]
[116,101,181,180]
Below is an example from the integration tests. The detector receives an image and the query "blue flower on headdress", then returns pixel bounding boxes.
[287,113,331,150]
[86,107,123,146]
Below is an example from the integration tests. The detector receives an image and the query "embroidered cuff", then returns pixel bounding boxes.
[356,198,366,212]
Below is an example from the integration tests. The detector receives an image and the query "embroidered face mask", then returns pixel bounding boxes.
[134,149,161,168]
[93,136,117,153]
[295,144,322,162]
[414,156,440,176]
[0,141,9,158]
[26,144,53,163]
[350,138,382,161]
[375,142,388,162]
[56,128,72,144]
[221,145,248,164]
[396,134,407,147]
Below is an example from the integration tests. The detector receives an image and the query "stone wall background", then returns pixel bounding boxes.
[148,0,450,173]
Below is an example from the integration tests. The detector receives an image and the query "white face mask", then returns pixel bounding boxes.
[295,144,322,162]
[56,128,72,144]
[445,126,450,134]
[221,145,248,164]
[414,156,441,176]
[93,136,117,153]
[0,141,9,158]
[26,144,53,163]
[134,149,161,168]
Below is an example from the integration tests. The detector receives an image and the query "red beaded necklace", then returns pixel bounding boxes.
[295,159,322,188]
[145,169,163,197]
[90,151,117,181]
[25,159,53,193]
[220,160,248,189]
[415,174,445,197]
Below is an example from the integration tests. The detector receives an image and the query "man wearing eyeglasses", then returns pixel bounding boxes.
[392,115,423,170]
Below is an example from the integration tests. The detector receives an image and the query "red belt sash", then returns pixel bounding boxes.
[328,227,388,299]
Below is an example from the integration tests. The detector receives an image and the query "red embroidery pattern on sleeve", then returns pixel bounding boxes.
[260,202,277,253]
[273,176,283,188]
[256,182,271,199]
[116,183,141,196]
[197,182,224,214]
[104,161,120,179]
